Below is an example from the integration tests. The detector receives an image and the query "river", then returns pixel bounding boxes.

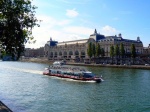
[0,61,150,112]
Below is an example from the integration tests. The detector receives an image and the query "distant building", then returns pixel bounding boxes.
[44,38,93,60]
[44,29,143,60]
[24,47,44,57]
[97,34,143,57]
[143,44,150,56]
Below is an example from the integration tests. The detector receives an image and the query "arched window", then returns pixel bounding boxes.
[81,51,85,55]
[69,51,73,55]
[64,51,67,56]
[75,51,79,55]
[50,52,53,56]
[55,52,57,56]
[59,52,62,56]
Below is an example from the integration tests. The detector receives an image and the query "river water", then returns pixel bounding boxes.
[0,61,150,112]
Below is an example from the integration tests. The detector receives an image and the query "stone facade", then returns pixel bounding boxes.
[45,38,95,60]
[24,47,44,57]
[45,29,143,60]
[143,44,150,56]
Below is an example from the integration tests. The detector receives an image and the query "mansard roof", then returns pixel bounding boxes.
[122,39,142,43]
[98,35,142,43]
[57,39,88,46]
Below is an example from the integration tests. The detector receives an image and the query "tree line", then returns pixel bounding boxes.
[87,42,136,59]
[87,43,105,58]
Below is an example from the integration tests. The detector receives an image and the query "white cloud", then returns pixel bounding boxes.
[25,26,93,48]
[25,14,119,49]
[25,15,73,48]
[67,34,83,40]
[66,9,79,18]
[37,15,57,28]
[25,15,57,48]
[100,25,118,36]
[63,26,93,35]
[57,20,72,26]
[25,24,119,48]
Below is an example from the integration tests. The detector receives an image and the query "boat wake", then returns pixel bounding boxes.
[2,66,42,75]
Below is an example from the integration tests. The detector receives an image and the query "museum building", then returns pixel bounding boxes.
[44,29,143,60]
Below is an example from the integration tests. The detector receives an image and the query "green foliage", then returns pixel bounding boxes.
[87,42,92,58]
[96,43,101,57]
[0,0,39,60]
[131,44,136,58]
[92,43,96,57]
[0,49,6,58]
[114,44,120,57]
[120,43,125,58]
[110,45,114,58]
[101,48,105,57]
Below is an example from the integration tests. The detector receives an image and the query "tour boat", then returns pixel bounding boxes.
[43,66,103,83]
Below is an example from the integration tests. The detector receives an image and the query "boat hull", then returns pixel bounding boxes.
[43,72,101,83]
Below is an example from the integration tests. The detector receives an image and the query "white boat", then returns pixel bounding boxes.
[53,61,62,66]
[43,66,103,83]
[53,60,66,66]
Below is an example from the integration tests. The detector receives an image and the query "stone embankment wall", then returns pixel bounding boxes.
[21,58,150,70]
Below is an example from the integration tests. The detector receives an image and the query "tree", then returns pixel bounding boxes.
[114,44,120,58]
[110,45,114,58]
[120,43,125,58]
[101,48,105,57]
[92,43,96,58]
[0,0,39,60]
[87,42,92,58]
[114,44,120,64]
[110,45,114,64]
[96,43,101,57]
[131,44,136,58]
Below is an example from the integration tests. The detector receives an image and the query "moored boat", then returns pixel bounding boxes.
[52,60,66,66]
[43,66,103,83]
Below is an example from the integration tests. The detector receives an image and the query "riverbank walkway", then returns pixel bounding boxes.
[0,101,12,112]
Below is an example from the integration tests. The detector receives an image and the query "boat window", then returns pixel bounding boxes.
[61,71,66,75]
[70,72,74,75]
[57,71,61,74]
[74,72,79,76]
[51,70,57,74]
[67,72,70,75]
[83,73,94,78]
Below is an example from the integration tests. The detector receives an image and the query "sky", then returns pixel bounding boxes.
[26,0,150,48]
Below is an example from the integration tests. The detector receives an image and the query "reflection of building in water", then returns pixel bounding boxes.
[44,29,143,60]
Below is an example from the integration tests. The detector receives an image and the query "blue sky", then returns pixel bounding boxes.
[26,0,150,48]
